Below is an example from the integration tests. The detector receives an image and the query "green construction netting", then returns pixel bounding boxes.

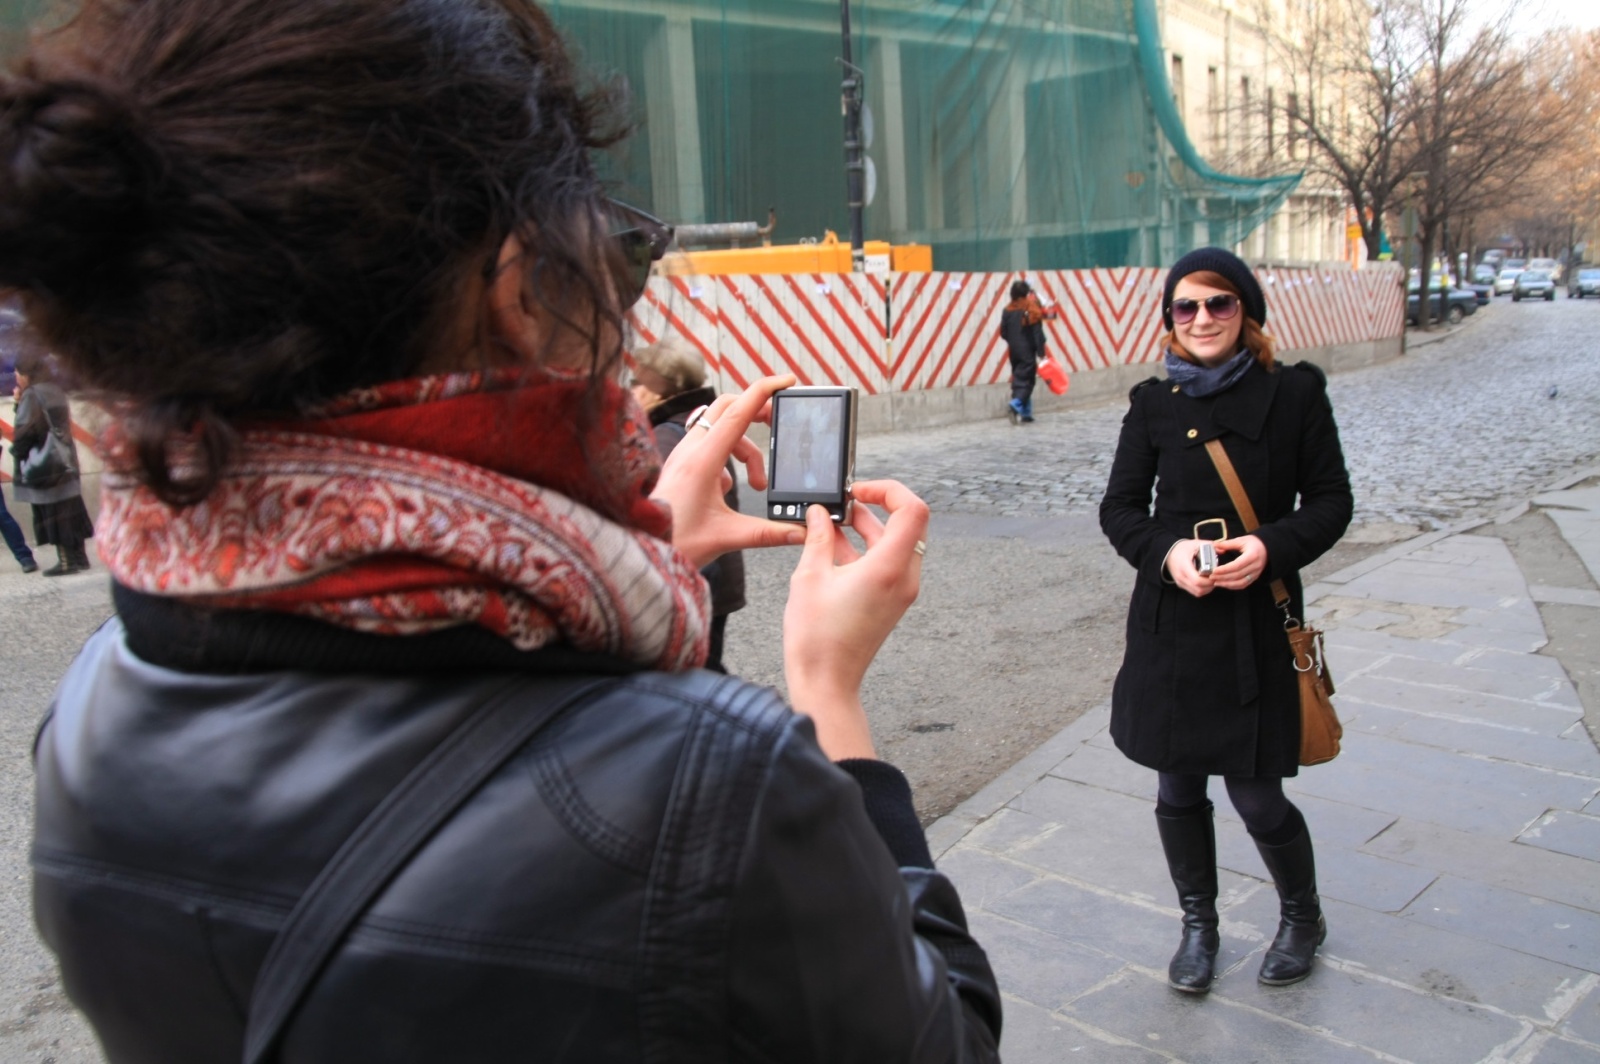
[0,0,1302,271]
[547,0,1300,270]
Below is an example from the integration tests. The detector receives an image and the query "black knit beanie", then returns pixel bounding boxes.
[1162,247,1267,330]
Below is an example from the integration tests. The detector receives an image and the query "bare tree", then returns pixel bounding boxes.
[1240,0,1422,263]
[1477,29,1600,268]
[1239,0,1577,319]
[1400,0,1575,323]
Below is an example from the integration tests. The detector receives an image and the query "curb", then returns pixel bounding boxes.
[926,701,1109,859]
[1404,301,1489,349]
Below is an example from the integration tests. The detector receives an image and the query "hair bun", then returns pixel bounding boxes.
[0,79,161,294]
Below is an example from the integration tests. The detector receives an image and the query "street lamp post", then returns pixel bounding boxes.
[839,0,866,272]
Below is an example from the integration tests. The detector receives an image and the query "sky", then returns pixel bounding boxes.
[1472,0,1600,38]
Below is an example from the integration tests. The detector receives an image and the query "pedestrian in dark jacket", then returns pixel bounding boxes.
[997,279,1050,423]
[11,348,92,575]
[632,338,746,672]
[0,299,39,572]
[1099,247,1353,995]
[8,2,1001,1061]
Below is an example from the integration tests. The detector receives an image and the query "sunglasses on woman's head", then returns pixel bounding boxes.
[606,200,673,309]
[1169,294,1240,325]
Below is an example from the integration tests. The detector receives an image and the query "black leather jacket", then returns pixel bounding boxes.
[33,592,1001,1063]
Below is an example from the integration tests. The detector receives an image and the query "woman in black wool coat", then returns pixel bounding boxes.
[1099,247,1353,995]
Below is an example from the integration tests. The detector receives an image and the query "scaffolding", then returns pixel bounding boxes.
[548,0,1300,270]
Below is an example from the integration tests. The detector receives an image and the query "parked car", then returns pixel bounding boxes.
[1512,270,1557,301]
[1407,282,1479,325]
[1527,257,1563,284]
[1467,264,1496,304]
[1568,266,1600,298]
[1494,267,1524,295]
[1503,258,1527,271]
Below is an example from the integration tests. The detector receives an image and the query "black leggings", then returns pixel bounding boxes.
[1158,772,1295,839]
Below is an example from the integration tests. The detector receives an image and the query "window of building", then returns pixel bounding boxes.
[1240,76,1252,158]
[1286,92,1299,160]
[1207,65,1220,152]
[1266,86,1275,158]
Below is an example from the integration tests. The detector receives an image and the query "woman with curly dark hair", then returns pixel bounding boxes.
[6,1,1001,1060]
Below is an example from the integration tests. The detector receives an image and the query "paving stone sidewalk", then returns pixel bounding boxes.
[928,476,1600,1064]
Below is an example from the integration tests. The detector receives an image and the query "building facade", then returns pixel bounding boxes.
[548,0,1306,270]
[1156,0,1359,265]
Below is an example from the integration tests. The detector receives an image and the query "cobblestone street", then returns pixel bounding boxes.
[857,299,1600,532]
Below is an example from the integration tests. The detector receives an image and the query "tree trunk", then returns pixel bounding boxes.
[1416,226,1437,330]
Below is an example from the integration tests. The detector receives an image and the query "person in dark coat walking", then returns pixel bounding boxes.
[1099,247,1352,995]
[11,348,92,575]
[632,338,746,672]
[0,300,40,572]
[997,279,1051,423]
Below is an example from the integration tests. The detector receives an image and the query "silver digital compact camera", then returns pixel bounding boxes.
[766,386,858,523]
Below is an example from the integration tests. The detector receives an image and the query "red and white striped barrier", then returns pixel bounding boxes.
[632,264,1404,395]
[630,273,891,395]
[1258,266,1407,352]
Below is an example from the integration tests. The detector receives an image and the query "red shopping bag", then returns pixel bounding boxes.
[1037,355,1069,396]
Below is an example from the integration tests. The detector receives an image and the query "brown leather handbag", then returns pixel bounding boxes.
[1202,439,1342,766]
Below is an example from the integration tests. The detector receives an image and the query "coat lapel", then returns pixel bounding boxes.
[1208,362,1279,442]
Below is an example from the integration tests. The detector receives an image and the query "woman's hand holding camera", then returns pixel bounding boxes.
[652,374,807,567]
[1168,539,1214,597]
[1169,533,1268,597]
[784,481,929,761]
[1209,534,1267,591]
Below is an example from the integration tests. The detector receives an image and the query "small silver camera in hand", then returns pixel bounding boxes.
[766,386,857,523]
[1192,517,1226,576]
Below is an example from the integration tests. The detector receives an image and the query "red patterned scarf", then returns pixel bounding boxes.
[96,368,711,670]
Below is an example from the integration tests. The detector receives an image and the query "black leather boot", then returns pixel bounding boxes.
[40,545,71,577]
[1253,820,1326,985]
[1156,802,1220,993]
[66,542,91,572]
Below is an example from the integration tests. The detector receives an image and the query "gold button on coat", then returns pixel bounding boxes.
[1186,429,1198,439]
[1171,385,1180,393]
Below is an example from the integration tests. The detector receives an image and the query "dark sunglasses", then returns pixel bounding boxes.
[606,199,673,309]
[1169,294,1240,325]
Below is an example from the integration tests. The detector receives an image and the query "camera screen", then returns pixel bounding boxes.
[772,395,843,494]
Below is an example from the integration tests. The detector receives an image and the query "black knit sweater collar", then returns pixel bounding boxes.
[112,583,644,677]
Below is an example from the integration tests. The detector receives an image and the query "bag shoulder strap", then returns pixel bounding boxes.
[1201,438,1292,615]
[243,674,613,1064]
[1202,438,1260,531]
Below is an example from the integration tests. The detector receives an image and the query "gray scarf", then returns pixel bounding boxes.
[1164,346,1255,398]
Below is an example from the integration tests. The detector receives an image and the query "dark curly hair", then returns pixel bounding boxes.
[0,0,628,504]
